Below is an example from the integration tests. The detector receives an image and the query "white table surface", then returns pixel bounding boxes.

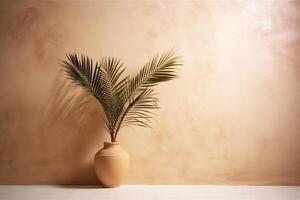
[0,185,299,200]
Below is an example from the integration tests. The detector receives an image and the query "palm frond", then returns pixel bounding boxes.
[61,54,127,140]
[115,89,158,135]
[61,50,182,142]
[124,50,181,102]
[64,55,108,110]
[99,57,128,135]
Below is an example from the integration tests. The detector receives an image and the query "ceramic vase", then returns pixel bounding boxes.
[94,142,130,187]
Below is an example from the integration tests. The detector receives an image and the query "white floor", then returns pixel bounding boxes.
[0,185,299,200]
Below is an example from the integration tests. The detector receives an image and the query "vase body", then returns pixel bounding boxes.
[94,142,130,187]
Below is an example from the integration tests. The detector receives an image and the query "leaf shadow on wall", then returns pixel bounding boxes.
[39,71,107,184]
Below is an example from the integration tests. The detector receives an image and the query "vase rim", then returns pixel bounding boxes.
[104,141,120,145]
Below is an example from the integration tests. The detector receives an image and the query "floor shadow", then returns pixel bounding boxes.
[55,185,105,189]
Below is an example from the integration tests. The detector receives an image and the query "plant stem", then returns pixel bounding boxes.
[110,132,116,142]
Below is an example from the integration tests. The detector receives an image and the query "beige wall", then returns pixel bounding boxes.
[0,0,300,185]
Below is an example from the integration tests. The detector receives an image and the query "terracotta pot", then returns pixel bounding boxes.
[94,142,130,187]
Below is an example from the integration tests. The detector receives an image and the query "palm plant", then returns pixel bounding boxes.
[61,50,182,142]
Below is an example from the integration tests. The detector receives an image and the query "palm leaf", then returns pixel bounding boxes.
[114,89,158,136]
[61,54,127,141]
[61,50,182,142]
[99,57,128,135]
[113,50,182,132]
[124,50,181,103]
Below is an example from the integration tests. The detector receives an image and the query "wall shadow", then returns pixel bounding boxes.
[38,71,107,184]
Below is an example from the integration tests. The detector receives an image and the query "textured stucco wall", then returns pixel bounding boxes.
[0,0,300,185]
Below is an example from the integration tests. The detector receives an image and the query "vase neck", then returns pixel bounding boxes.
[103,142,120,149]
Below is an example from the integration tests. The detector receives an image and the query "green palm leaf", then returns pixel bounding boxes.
[115,89,158,136]
[61,50,182,142]
[124,50,181,102]
[62,54,127,140]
